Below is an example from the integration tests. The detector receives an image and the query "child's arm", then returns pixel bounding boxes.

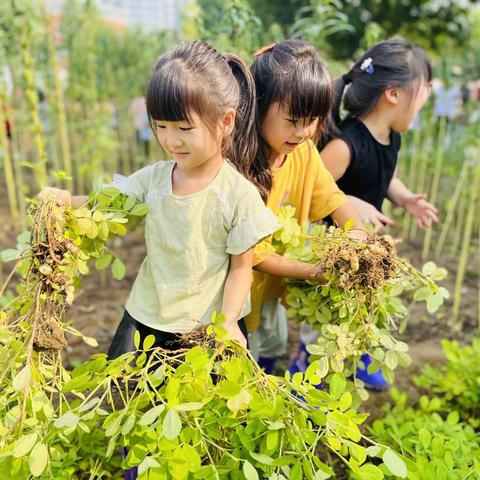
[321,140,393,229]
[221,248,255,347]
[330,202,367,235]
[320,138,351,181]
[387,172,439,228]
[254,254,323,281]
[346,196,394,229]
[39,187,88,209]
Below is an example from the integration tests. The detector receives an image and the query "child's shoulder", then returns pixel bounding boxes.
[149,159,175,174]
[222,161,259,193]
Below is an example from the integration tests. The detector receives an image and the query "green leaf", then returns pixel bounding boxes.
[13,365,31,391]
[382,449,407,478]
[123,195,137,211]
[0,248,21,262]
[355,463,384,480]
[163,409,182,440]
[54,412,80,429]
[12,433,38,458]
[139,405,165,426]
[138,456,161,476]
[130,203,148,216]
[290,463,303,480]
[384,351,398,370]
[447,411,459,425]
[243,460,259,480]
[111,257,126,280]
[29,442,48,477]
[134,330,141,349]
[142,334,156,351]
[329,373,346,400]
[418,428,431,449]
[426,292,443,313]
[249,452,273,465]
[95,252,113,270]
[227,389,252,412]
[422,262,436,276]
[431,267,447,281]
[122,413,136,436]
[338,391,352,411]
[413,287,431,302]
[175,402,204,412]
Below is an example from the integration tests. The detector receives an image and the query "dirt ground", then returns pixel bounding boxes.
[1,200,478,421]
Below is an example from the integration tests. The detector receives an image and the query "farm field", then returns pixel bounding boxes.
[1,0,479,479]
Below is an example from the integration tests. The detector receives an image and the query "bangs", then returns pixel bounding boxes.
[272,63,332,122]
[146,60,206,124]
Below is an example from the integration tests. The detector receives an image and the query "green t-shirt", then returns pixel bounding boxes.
[110,160,278,333]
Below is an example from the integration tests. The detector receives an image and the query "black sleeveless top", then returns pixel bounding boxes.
[335,118,401,211]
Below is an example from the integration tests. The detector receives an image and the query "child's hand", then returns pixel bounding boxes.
[38,187,72,206]
[404,193,438,229]
[347,195,394,231]
[224,321,247,348]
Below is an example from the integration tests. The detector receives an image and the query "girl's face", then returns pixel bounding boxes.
[261,102,318,160]
[155,110,234,170]
[390,80,431,132]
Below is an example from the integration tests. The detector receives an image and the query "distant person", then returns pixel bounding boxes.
[128,95,151,157]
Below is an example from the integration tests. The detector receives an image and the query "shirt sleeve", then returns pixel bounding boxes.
[226,185,279,256]
[310,148,347,222]
[253,237,275,266]
[106,164,154,202]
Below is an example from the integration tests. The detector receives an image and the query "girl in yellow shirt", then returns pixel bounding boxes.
[245,40,364,374]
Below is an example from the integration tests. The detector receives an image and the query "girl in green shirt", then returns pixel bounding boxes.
[41,41,278,356]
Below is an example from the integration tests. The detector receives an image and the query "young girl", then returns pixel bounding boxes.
[300,38,438,390]
[321,38,438,230]
[243,40,365,374]
[41,41,279,355]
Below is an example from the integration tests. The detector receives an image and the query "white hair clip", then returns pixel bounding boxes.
[360,57,374,74]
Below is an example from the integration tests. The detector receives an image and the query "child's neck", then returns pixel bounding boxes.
[172,154,223,196]
[359,111,392,145]
[268,151,286,169]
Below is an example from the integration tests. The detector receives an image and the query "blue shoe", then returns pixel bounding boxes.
[289,342,309,375]
[355,353,389,391]
[258,356,276,374]
[121,447,138,480]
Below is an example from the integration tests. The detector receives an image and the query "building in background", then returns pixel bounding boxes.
[45,0,186,31]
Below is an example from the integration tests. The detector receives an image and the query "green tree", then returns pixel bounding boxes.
[323,0,474,59]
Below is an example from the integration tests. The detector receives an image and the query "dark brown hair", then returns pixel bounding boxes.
[145,41,258,196]
[250,39,333,197]
[321,38,432,148]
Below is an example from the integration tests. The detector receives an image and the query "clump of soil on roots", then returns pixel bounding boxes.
[33,313,68,351]
[319,235,398,290]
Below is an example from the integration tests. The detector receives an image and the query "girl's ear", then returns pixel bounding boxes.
[384,86,401,105]
[222,108,236,136]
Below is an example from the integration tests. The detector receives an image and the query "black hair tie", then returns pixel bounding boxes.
[342,74,352,85]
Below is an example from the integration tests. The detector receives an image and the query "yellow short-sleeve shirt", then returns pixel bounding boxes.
[246,139,346,332]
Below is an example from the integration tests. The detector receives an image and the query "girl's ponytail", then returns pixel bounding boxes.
[224,53,270,202]
[319,74,351,149]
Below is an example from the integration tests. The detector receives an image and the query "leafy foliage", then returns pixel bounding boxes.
[274,206,448,397]
[414,337,480,427]
[370,389,480,480]
[0,198,407,479]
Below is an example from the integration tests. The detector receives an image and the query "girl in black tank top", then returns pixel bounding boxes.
[319,39,438,231]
